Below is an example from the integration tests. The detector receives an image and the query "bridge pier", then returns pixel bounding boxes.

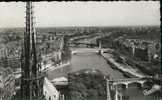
[125,83,128,89]
[141,83,144,87]
[138,81,146,88]
[98,50,101,55]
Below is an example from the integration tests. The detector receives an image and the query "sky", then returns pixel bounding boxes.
[0,1,160,28]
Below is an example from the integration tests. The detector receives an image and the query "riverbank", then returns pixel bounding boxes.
[43,62,70,72]
[46,62,71,80]
[100,51,146,78]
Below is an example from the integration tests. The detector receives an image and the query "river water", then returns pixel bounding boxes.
[47,49,159,100]
[70,53,125,79]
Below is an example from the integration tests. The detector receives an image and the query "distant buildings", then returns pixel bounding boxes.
[113,36,161,62]
[0,48,21,70]
[0,49,20,100]
[0,67,15,100]
[0,44,21,58]
[38,33,71,72]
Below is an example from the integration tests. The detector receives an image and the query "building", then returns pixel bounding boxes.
[0,67,15,100]
[114,37,161,62]
[43,77,59,100]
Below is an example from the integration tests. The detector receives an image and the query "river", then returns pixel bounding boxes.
[70,53,125,79]
[47,48,159,100]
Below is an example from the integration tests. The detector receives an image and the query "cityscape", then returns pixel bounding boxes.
[0,1,161,100]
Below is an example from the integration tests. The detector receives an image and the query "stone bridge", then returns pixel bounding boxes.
[71,48,112,55]
[52,77,150,88]
[108,78,149,88]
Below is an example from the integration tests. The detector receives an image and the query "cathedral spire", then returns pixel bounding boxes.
[21,2,44,100]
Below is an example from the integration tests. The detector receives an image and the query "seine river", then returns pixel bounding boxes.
[47,49,159,100]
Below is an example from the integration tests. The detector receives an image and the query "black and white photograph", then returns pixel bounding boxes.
[0,1,161,100]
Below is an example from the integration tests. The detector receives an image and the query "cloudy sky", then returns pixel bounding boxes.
[0,1,160,27]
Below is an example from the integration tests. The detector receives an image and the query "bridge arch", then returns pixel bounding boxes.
[113,83,127,89]
[142,81,154,89]
[127,81,143,88]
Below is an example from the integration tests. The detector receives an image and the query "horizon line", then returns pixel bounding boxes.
[0,25,160,29]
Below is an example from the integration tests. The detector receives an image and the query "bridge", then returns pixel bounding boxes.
[51,80,69,86]
[69,42,97,47]
[51,77,150,87]
[71,48,113,55]
[108,78,148,88]
[106,77,161,99]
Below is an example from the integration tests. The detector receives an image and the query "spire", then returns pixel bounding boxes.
[21,2,44,100]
